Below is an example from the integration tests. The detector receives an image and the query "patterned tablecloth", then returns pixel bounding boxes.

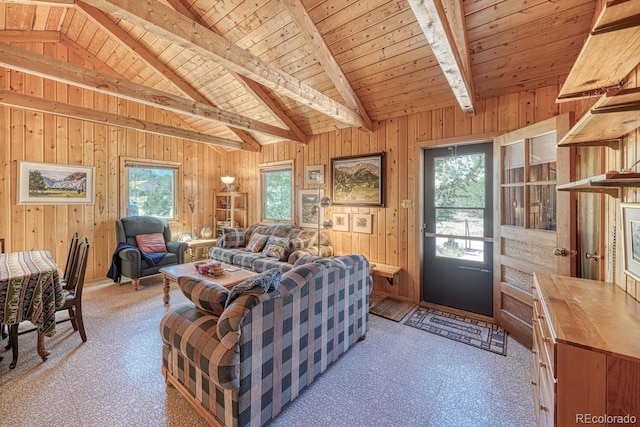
[0,250,64,337]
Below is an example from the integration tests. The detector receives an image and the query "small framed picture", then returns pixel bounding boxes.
[621,203,640,281]
[332,213,349,232]
[305,165,325,185]
[353,213,373,234]
[298,189,323,228]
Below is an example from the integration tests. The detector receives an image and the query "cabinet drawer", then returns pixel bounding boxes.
[538,365,556,427]
[533,316,555,379]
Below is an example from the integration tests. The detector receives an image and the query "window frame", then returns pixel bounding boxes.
[259,160,294,224]
[119,157,182,221]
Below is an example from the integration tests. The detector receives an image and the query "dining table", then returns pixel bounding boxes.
[0,250,64,369]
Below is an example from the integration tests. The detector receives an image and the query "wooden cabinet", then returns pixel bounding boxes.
[532,273,640,427]
[214,192,247,237]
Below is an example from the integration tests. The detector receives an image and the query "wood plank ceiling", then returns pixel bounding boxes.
[0,0,596,151]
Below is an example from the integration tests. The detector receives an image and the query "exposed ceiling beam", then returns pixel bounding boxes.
[60,34,232,154]
[75,0,261,152]
[279,0,372,131]
[0,42,301,143]
[0,30,61,43]
[163,0,309,144]
[75,0,371,131]
[161,0,304,141]
[2,0,73,5]
[407,0,475,115]
[0,88,243,149]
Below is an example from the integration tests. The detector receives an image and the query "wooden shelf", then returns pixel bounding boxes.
[557,172,640,197]
[557,88,640,147]
[557,1,640,101]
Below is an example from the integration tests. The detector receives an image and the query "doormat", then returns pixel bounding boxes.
[370,296,417,322]
[403,307,507,356]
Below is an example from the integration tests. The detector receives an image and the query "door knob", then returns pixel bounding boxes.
[585,252,600,261]
[553,248,568,256]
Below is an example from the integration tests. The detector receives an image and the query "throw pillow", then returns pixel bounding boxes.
[246,232,269,252]
[135,233,167,253]
[281,237,307,261]
[219,228,245,249]
[225,268,282,307]
[262,236,290,258]
[178,276,229,316]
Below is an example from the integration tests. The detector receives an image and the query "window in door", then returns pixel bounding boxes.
[501,132,557,231]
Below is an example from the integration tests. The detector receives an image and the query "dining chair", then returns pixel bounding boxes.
[61,232,79,290]
[6,237,90,369]
[56,236,90,342]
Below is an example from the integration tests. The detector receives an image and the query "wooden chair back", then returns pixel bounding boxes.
[62,232,79,288]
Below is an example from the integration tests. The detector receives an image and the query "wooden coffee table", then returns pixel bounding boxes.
[159,261,257,305]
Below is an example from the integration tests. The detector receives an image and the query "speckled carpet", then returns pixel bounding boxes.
[404,307,508,356]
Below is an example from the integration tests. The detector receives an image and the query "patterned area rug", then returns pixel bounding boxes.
[404,307,508,356]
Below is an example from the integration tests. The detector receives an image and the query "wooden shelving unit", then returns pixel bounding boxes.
[557,1,640,101]
[214,192,248,237]
[557,173,640,198]
[555,1,640,197]
[557,87,640,147]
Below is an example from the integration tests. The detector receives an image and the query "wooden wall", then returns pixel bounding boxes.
[1,42,638,307]
[0,42,229,282]
[229,85,594,303]
[607,64,640,302]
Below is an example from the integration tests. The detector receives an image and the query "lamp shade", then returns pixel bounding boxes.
[221,176,235,185]
[319,196,332,208]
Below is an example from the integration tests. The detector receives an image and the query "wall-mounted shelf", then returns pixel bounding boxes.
[557,1,640,101]
[557,172,640,198]
[557,87,640,147]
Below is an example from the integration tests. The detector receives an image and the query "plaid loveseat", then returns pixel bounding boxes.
[209,223,333,273]
[159,254,371,427]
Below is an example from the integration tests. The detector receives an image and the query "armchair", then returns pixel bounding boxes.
[114,216,188,290]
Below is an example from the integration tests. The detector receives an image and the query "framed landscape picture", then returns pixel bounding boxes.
[17,161,95,205]
[621,203,640,281]
[298,189,323,228]
[331,152,384,206]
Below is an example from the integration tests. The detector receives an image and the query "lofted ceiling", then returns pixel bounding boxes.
[0,0,596,151]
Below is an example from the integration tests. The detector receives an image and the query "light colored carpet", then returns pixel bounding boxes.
[0,276,534,427]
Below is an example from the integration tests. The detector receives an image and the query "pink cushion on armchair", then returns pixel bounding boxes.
[135,233,167,253]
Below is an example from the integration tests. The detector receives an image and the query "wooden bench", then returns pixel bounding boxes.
[370,263,402,286]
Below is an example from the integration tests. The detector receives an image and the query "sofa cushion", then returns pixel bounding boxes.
[218,228,245,249]
[225,268,282,307]
[281,237,306,261]
[233,251,267,269]
[179,276,229,316]
[135,232,167,253]
[209,246,244,264]
[252,257,295,273]
[245,232,269,252]
[244,223,292,243]
[262,236,290,258]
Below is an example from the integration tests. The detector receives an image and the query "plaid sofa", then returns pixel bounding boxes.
[209,223,333,273]
[160,254,371,427]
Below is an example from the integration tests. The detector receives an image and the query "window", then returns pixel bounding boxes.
[121,158,180,220]
[260,161,293,222]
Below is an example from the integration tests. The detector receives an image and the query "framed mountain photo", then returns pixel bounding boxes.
[17,161,95,205]
[330,152,385,206]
